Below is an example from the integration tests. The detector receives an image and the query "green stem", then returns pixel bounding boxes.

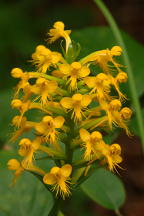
[94,0,144,150]
[64,119,75,163]
[49,198,65,216]
[48,199,59,216]
[31,102,66,116]
[29,72,64,84]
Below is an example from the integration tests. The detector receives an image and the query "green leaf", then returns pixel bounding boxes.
[72,27,144,97]
[0,150,54,216]
[81,168,126,210]
[0,89,15,143]
[129,109,144,136]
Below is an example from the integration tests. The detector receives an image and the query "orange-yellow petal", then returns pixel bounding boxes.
[79,128,90,142]
[43,173,57,185]
[54,116,65,128]
[59,64,71,75]
[81,95,92,107]
[79,66,90,78]
[72,93,83,101]
[61,164,72,177]
[84,77,96,88]
[50,166,60,174]
[60,97,73,109]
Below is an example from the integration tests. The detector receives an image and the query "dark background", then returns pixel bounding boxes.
[1,0,144,90]
[0,0,144,215]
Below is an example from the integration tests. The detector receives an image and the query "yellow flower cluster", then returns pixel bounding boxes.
[8,21,132,199]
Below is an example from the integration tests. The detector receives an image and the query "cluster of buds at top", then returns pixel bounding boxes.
[7,21,132,199]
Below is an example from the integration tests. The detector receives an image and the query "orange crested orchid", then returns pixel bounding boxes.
[80,46,123,74]
[32,77,58,105]
[84,73,111,102]
[11,99,31,127]
[32,45,62,73]
[60,94,92,121]
[47,21,71,53]
[18,137,42,167]
[102,143,123,172]
[11,116,35,142]
[58,62,90,90]
[79,128,104,161]
[101,99,132,135]
[43,164,72,199]
[35,115,65,147]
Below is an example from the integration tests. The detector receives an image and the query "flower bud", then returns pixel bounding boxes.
[96,73,107,81]
[120,107,132,120]
[110,144,121,155]
[12,115,27,126]
[111,46,122,56]
[11,99,22,109]
[116,72,128,83]
[71,62,81,70]
[11,68,23,78]
[91,131,102,141]
[19,138,31,146]
[109,99,121,111]
[7,159,20,170]
[54,21,65,30]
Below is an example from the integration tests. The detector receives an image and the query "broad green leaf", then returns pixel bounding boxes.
[81,168,126,210]
[72,27,144,97]
[0,150,54,216]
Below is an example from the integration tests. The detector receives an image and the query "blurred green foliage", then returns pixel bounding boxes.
[0,151,54,216]
[81,168,125,210]
[0,0,93,90]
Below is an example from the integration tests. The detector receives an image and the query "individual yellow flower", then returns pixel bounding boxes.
[80,46,123,74]
[107,72,128,100]
[58,62,90,90]
[32,78,58,105]
[79,128,104,161]
[35,115,65,146]
[10,116,35,142]
[43,164,72,199]
[31,45,62,73]
[11,68,30,97]
[101,99,132,134]
[7,159,24,185]
[18,137,42,167]
[11,99,31,127]
[7,158,45,185]
[60,94,92,121]
[48,21,71,53]
[84,73,111,102]
[105,99,122,128]
[102,144,122,172]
